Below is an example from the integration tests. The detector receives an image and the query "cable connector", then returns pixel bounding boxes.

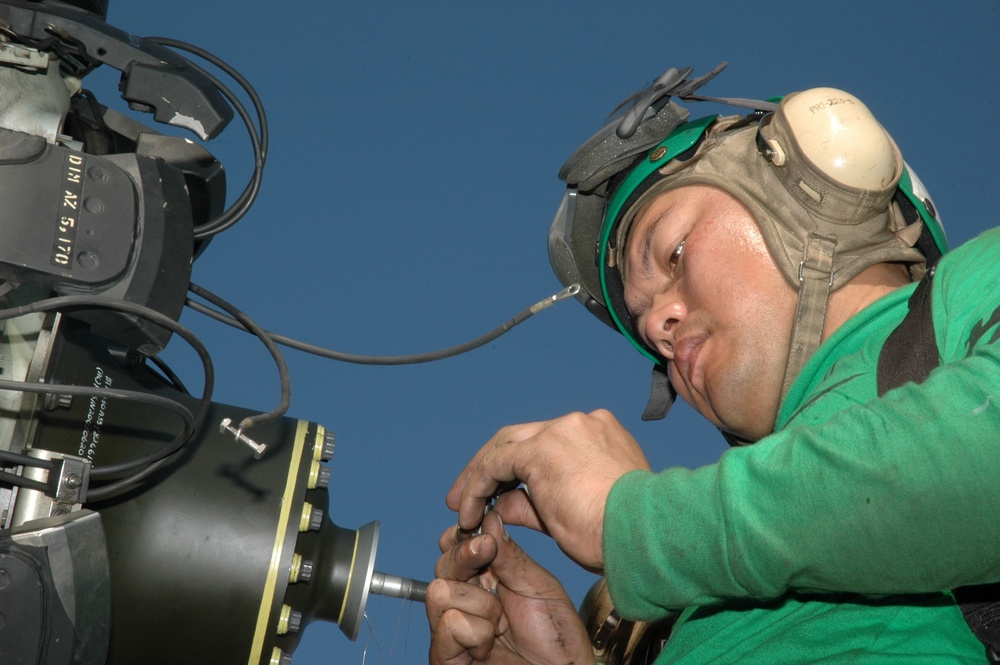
[219,417,267,459]
[529,283,581,314]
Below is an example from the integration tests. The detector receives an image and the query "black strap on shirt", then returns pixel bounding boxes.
[876,266,938,397]
[955,584,1000,662]
[876,264,1000,662]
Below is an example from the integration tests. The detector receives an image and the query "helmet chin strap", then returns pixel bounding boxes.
[641,363,675,421]
[781,233,837,399]
[641,234,836,426]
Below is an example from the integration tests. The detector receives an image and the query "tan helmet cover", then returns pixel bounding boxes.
[611,88,926,399]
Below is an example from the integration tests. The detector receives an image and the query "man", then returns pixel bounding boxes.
[425,66,1000,663]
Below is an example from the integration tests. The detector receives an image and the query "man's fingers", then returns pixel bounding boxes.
[435,529,499,582]
[426,577,504,664]
[478,512,563,598]
[425,578,503,632]
[447,421,547,529]
[428,605,498,664]
[492,488,546,534]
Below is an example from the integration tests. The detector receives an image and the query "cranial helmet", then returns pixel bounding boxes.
[548,63,946,424]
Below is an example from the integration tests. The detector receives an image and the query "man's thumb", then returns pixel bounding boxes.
[481,511,565,598]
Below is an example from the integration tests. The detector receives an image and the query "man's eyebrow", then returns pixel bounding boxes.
[632,207,672,279]
[624,207,673,325]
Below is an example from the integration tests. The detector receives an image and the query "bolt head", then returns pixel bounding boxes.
[321,432,336,462]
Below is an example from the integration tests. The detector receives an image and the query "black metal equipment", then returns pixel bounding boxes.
[0,2,425,663]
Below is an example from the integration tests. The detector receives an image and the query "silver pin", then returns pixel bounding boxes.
[219,417,267,459]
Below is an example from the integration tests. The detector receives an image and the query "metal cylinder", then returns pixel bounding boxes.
[369,571,428,603]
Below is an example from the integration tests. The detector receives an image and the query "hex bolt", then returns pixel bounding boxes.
[64,473,82,489]
[316,465,331,490]
[307,505,323,532]
[298,503,314,532]
[219,418,267,459]
[270,647,292,665]
[289,553,303,583]
[43,392,72,411]
[298,503,323,532]
[307,461,332,490]
[299,558,314,583]
[288,553,314,584]
[276,604,304,635]
[321,431,335,462]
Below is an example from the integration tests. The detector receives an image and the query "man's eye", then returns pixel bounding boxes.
[668,240,686,272]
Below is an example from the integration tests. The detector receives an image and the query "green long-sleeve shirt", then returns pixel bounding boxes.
[604,226,1000,663]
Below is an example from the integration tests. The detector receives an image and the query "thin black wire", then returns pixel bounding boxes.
[144,36,268,238]
[188,283,290,431]
[0,470,49,493]
[0,295,214,488]
[184,296,539,366]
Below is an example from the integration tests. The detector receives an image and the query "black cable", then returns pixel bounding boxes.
[188,283,290,431]
[147,354,190,395]
[85,452,173,502]
[144,37,268,238]
[0,378,195,446]
[0,470,49,493]
[184,284,581,365]
[0,376,196,502]
[0,450,55,470]
[0,377,196,502]
[0,295,214,486]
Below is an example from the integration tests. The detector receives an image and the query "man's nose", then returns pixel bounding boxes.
[644,292,685,359]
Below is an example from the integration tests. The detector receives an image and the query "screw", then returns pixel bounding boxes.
[649,145,668,162]
[219,418,267,459]
[64,473,82,489]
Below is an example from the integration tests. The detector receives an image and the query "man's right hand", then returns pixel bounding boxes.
[426,511,593,665]
[447,409,651,571]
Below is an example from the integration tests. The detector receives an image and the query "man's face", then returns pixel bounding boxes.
[622,184,797,440]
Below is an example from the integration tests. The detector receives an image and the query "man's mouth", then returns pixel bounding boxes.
[674,334,706,390]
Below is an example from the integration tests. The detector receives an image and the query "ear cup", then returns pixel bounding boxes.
[766,88,898,191]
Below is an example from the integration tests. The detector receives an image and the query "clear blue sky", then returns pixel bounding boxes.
[102,2,999,663]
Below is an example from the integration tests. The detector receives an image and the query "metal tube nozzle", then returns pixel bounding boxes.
[369,571,428,603]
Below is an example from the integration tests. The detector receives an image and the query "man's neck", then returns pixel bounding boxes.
[822,263,911,341]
